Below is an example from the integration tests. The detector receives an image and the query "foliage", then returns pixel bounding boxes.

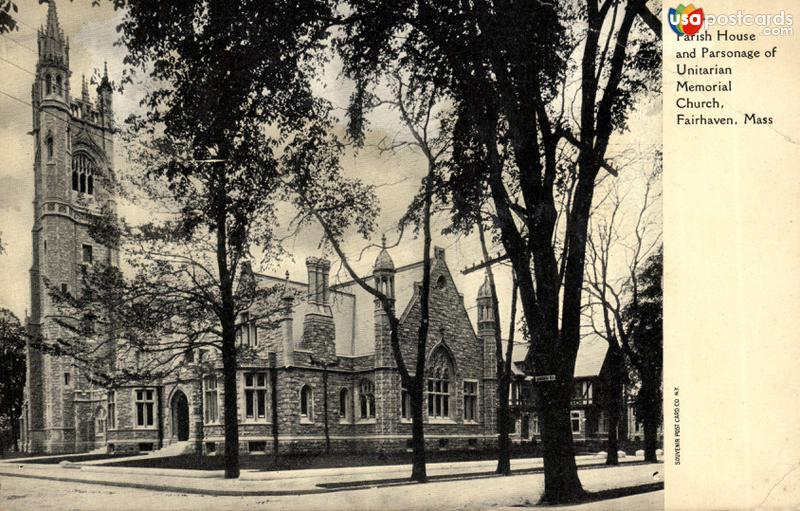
[623,245,663,424]
[330,0,662,502]
[0,308,25,451]
[0,1,19,35]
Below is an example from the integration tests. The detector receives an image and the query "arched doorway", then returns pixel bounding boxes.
[171,390,190,441]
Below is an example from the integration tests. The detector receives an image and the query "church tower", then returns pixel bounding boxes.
[25,0,117,453]
[476,276,498,436]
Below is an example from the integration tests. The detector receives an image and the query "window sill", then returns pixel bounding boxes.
[399,418,412,424]
[299,418,314,424]
[356,418,376,424]
[426,418,457,425]
[463,420,479,425]
[132,426,158,431]
[338,419,352,425]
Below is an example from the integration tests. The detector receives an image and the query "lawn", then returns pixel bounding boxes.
[0,452,133,464]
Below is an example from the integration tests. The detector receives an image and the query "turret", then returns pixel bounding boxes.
[476,275,495,335]
[96,62,114,129]
[373,235,396,302]
[373,236,396,367]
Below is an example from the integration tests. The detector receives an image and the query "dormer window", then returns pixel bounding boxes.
[72,153,95,195]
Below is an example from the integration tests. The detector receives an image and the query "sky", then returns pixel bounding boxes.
[0,0,661,338]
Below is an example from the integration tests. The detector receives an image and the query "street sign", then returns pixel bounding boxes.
[534,374,556,382]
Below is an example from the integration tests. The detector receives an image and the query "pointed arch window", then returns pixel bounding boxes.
[427,347,454,419]
[359,379,376,419]
[72,153,96,194]
[55,75,63,96]
[45,74,52,95]
[45,134,53,160]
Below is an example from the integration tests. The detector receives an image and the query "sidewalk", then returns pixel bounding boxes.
[0,453,662,496]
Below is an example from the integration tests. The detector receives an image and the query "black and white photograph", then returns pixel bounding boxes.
[1,0,667,509]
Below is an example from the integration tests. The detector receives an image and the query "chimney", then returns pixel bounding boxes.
[434,246,446,261]
[305,257,331,311]
[302,257,336,362]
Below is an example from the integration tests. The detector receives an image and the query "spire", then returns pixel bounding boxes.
[477,275,493,300]
[45,0,60,38]
[81,74,90,102]
[373,235,395,272]
[98,61,112,91]
[37,0,68,69]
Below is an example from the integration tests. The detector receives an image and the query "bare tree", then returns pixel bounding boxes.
[286,74,448,482]
[584,158,662,463]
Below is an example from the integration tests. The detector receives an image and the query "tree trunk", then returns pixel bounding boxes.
[538,384,584,504]
[221,333,240,479]
[410,384,427,482]
[641,376,660,462]
[643,416,658,462]
[496,376,511,475]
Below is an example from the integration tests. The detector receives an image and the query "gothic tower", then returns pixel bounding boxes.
[373,236,396,368]
[25,0,117,453]
[372,238,399,442]
[476,276,498,436]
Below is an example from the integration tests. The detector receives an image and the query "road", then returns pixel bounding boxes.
[0,463,663,511]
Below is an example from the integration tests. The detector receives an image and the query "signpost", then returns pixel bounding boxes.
[534,374,556,382]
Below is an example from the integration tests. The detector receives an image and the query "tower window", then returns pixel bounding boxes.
[72,153,95,195]
[56,75,63,96]
[82,244,93,264]
[45,74,52,95]
[45,135,53,160]
[64,372,71,387]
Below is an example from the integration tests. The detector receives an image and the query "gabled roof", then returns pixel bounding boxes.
[501,334,610,379]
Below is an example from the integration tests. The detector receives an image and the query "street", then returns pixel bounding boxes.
[0,463,663,511]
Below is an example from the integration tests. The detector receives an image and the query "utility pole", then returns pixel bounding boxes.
[460,252,509,275]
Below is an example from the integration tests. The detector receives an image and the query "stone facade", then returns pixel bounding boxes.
[23,0,117,454]
[22,1,618,458]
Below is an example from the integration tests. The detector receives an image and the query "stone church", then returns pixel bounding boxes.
[21,1,618,456]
